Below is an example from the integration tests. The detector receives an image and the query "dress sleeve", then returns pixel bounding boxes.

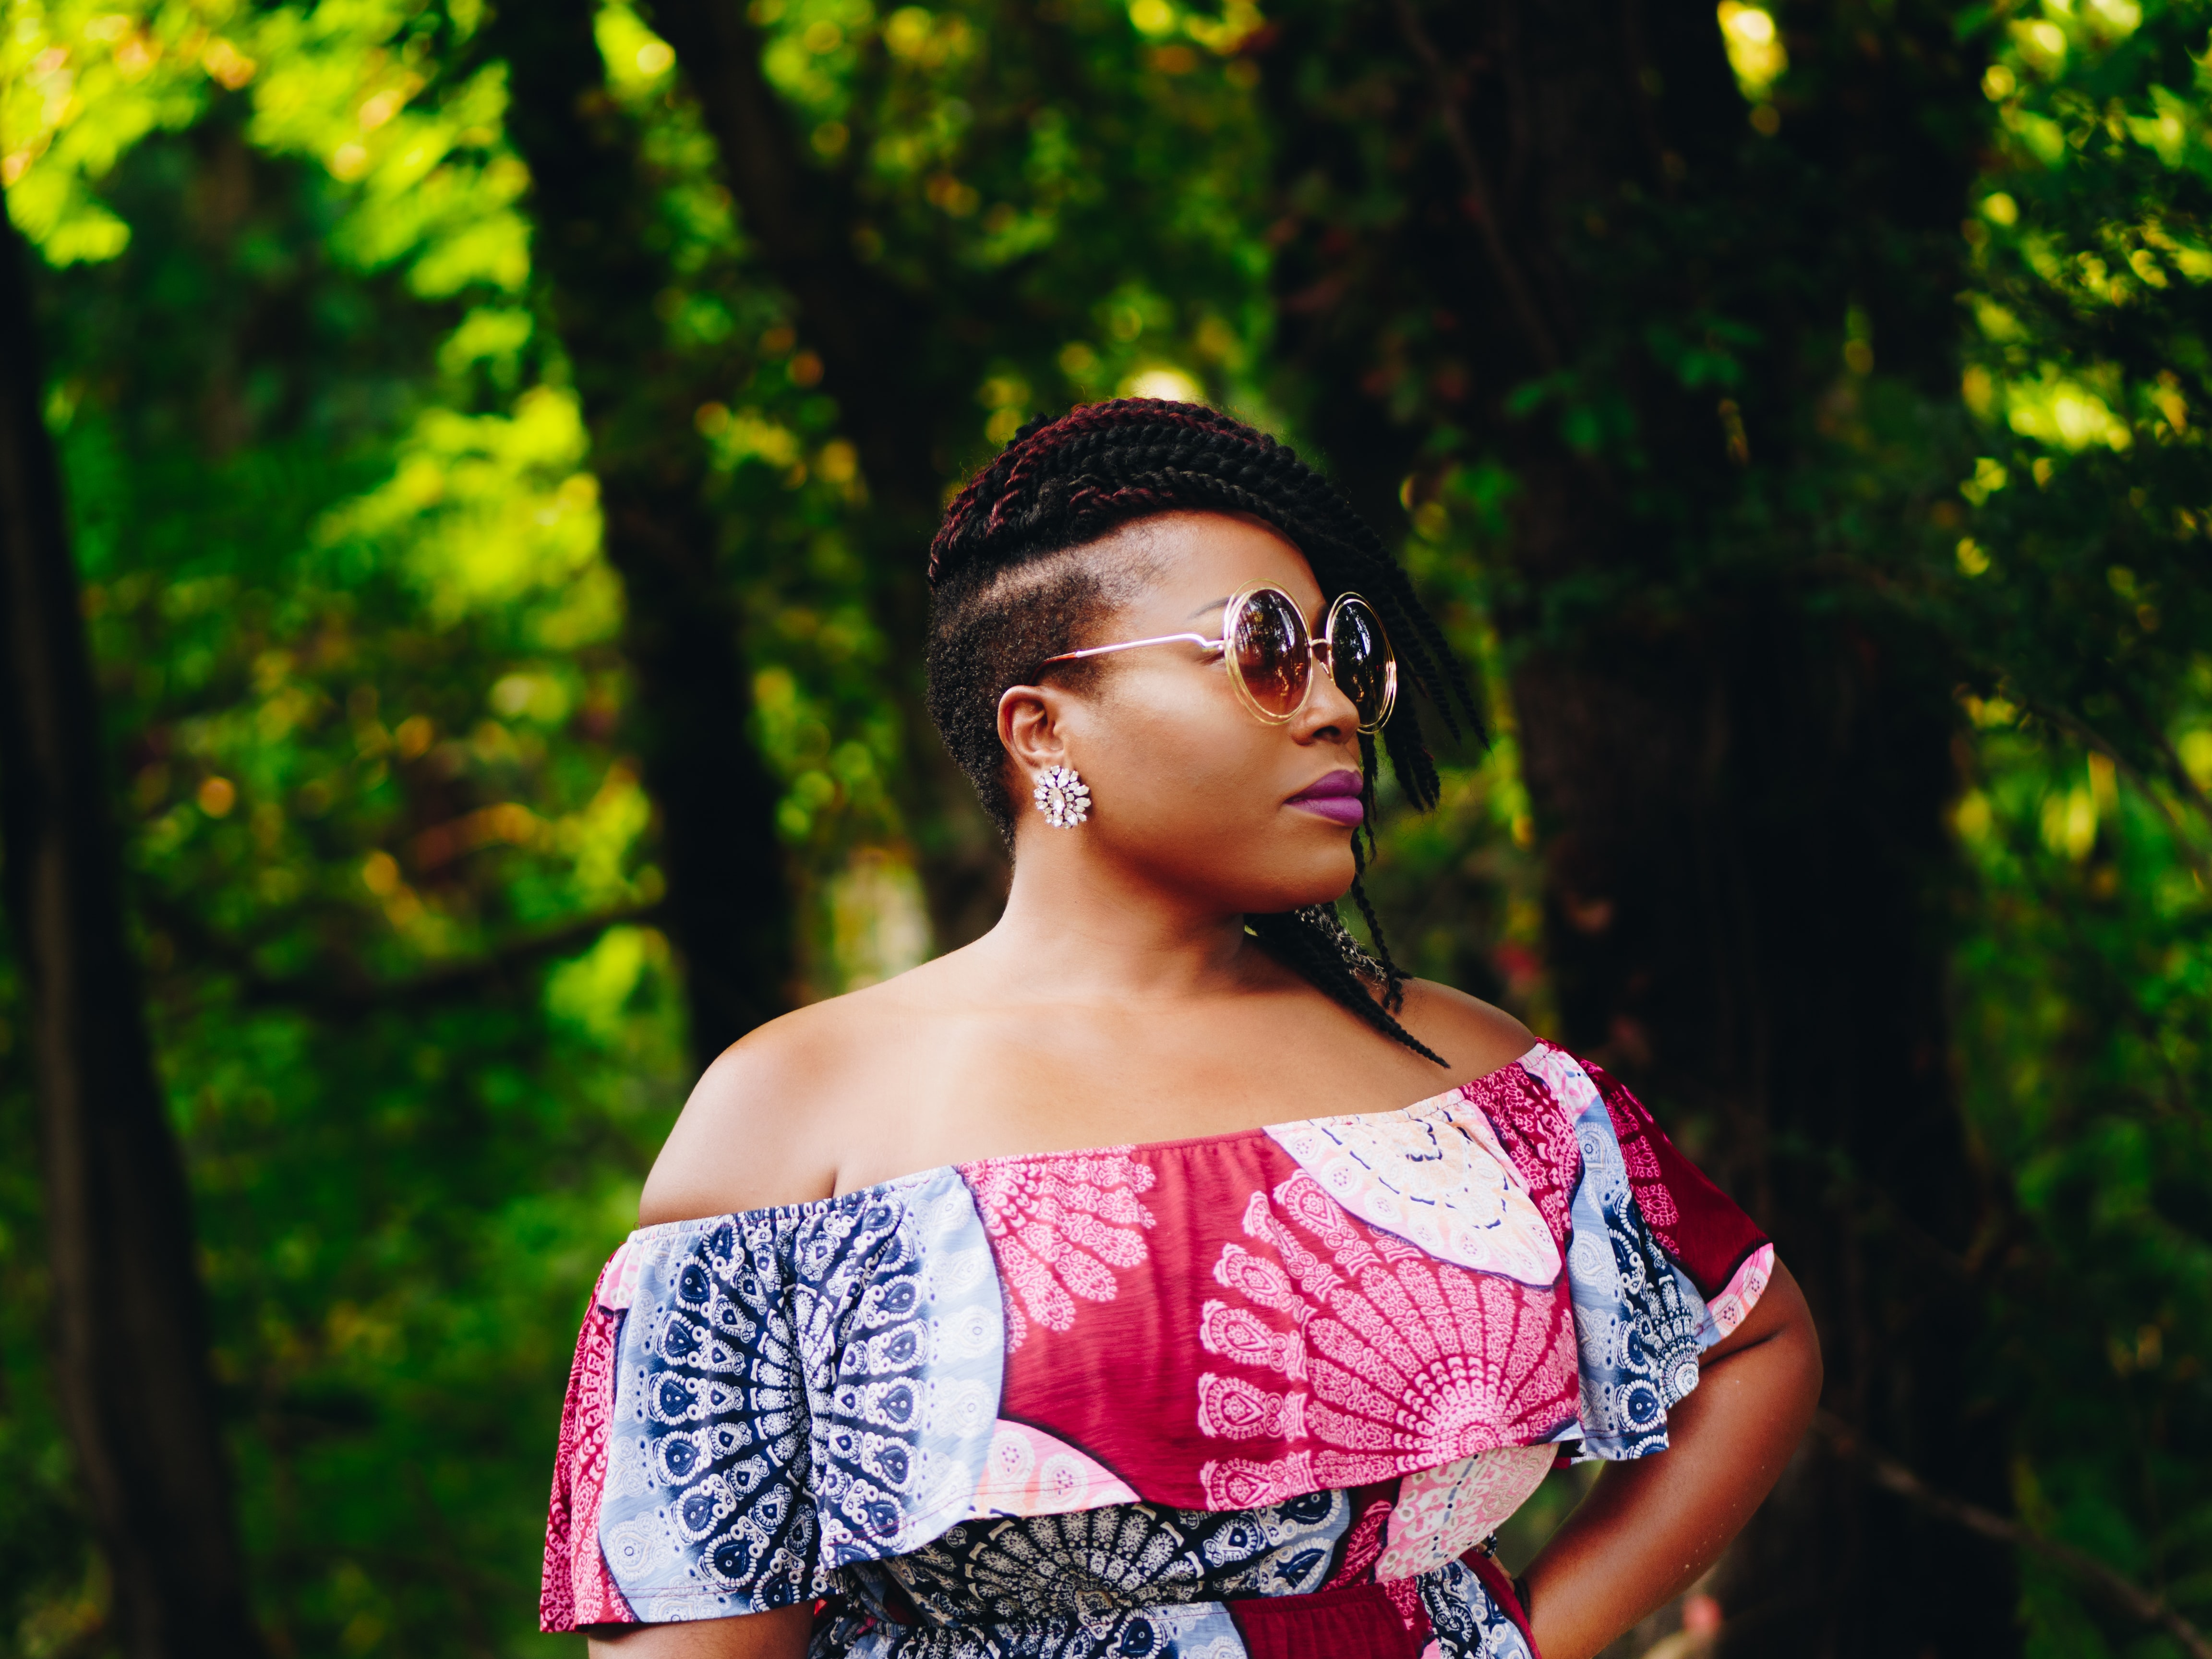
[1582,1059,1774,1341]
[541,1215,819,1631]
[1515,1045,1774,1462]
[539,1170,1005,1632]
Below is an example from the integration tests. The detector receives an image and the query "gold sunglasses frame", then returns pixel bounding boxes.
[1041,584,1399,733]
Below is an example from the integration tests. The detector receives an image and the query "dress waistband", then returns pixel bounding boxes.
[1226,1578,1429,1659]
[825,1561,1538,1658]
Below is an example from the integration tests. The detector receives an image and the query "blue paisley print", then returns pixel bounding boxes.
[877,1487,1347,1631]
[814,1491,1342,1657]
[814,1595,1248,1659]
[1561,1080,1709,1458]
[1420,1558,1538,1659]
[599,1168,1003,1620]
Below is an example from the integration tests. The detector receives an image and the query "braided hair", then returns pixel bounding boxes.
[925,399,1484,1064]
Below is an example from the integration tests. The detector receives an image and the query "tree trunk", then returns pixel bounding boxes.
[1262,2,2016,1652]
[0,200,265,1659]
[644,0,944,526]
[641,0,1017,949]
[488,0,795,1068]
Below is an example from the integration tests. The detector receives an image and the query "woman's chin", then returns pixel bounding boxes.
[1228,859,1357,916]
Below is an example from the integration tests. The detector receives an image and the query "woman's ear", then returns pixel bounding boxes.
[997,683,1073,782]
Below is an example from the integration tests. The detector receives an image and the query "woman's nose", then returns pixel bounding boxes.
[1297,652,1360,738]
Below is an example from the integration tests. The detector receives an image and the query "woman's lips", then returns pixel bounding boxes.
[1286,768,1365,826]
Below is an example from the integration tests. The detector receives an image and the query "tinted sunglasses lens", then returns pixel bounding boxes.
[1328,599,1396,728]
[1231,589,1311,719]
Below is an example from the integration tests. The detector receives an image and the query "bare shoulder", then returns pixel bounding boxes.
[637,974,936,1226]
[1394,978,1537,1082]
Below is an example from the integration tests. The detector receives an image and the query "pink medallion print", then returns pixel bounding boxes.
[540,1248,637,1631]
[1704,1242,1775,1340]
[1265,1099,1560,1286]
[969,1419,1142,1517]
[1374,1444,1555,1580]
[1194,1170,1576,1508]
[961,1149,1157,1352]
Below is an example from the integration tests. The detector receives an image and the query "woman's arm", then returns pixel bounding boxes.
[1520,1259,1822,1659]
[586,1605,812,1659]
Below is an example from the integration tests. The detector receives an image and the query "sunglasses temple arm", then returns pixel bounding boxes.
[1043,632,1222,664]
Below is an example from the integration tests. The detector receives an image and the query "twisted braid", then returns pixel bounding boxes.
[926,399,1483,1064]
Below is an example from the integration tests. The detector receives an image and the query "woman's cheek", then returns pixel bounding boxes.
[1099,704,1231,797]
[1082,684,1285,842]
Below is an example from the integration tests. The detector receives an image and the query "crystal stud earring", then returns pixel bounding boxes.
[1034,763,1090,828]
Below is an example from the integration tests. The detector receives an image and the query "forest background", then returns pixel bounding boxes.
[0,0,2209,1654]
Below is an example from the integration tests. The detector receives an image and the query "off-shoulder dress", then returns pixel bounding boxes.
[541,1041,1773,1659]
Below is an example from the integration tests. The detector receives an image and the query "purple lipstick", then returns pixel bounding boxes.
[1286,768,1365,826]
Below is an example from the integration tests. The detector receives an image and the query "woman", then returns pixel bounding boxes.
[541,400,1822,1659]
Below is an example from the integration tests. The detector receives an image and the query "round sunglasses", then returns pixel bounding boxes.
[1043,585,1398,733]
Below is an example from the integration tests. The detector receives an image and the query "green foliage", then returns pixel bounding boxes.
[2,0,226,263]
[1935,2,2212,1644]
[6,3,686,1647]
[1951,710,2212,1655]
[1959,0,2212,799]
[1,0,2210,1653]
[745,0,1273,426]
[0,0,1275,1650]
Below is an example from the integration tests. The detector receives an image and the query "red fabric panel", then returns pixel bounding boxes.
[971,1135,1239,1506]
[1228,1580,1427,1659]
[1583,1061,1769,1299]
[985,1132,1578,1511]
[541,1283,635,1632]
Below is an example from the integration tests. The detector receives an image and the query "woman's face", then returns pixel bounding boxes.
[998,511,1369,914]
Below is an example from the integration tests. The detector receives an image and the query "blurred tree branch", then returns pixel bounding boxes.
[2016,694,2212,885]
[141,893,663,1020]
[1387,0,1561,371]
[1814,1413,2212,1659]
[647,0,945,527]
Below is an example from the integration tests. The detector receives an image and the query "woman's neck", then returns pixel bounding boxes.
[974,841,1261,1004]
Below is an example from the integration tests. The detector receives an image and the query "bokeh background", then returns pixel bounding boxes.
[1,0,2210,1654]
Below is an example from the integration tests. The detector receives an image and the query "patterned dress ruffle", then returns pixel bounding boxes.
[542,1043,1774,1657]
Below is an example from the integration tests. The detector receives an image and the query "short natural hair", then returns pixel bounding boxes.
[924,399,1483,1062]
